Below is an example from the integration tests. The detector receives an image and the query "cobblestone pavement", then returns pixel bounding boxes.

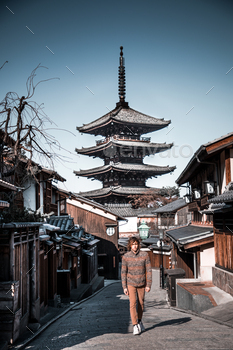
[23,276,233,350]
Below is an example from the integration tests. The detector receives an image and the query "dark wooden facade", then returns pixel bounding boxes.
[0,223,40,344]
[173,245,194,278]
[39,238,59,313]
[36,173,67,216]
[214,211,233,272]
[147,250,170,270]
[67,199,120,279]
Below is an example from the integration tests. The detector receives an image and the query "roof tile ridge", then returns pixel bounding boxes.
[111,106,123,117]
[127,106,171,123]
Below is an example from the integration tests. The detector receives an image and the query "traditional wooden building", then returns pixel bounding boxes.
[173,132,233,282]
[0,223,41,344]
[152,198,190,232]
[75,47,175,204]
[64,192,124,279]
[0,179,17,210]
[166,224,214,279]
[44,215,100,300]
[208,186,233,295]
[23,166,66,216]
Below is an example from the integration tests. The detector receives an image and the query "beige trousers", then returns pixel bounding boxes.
[128,285,145,325]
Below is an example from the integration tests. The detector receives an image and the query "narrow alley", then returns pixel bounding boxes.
[10,270,233,350]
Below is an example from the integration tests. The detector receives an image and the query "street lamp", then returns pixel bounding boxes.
[159,232,164,289]
[138,220,150,240]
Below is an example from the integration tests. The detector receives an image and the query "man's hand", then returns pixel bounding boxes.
[145,286,151,293]
[124,288,129,295]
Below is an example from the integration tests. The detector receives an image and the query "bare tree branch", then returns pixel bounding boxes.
[0,63,71,187]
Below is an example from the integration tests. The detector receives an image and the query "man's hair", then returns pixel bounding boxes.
[127,236,141,251]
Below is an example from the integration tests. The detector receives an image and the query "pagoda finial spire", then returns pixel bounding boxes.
[117,46,128,108]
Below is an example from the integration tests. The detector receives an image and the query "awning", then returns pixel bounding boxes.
[87,239,100,246]
[42,223,61,231]
[0,200,10,209]
[0,179,17,191]
[63,241,80,249]
[39,235,50,241]
[52,237,62,243]
[82,249,94,256]
[45,240,54,246]
[166,224,213,250]
[199,203,232,214]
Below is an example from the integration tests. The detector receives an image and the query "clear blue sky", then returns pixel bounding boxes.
[1,0,233,196]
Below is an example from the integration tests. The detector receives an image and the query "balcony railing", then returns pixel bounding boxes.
[96,135,151,146]
[141,137,151,142]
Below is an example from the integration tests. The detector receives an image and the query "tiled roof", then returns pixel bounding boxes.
[76,140,173,155]
[40,167,66,182]
[0,222,42,229]
[208,182,233,204]
[104,204,157,217]
[199,202,232,214]
[57,187,125,220]
[153,198,186,213]
[0,179,17,191]
[0,200,10,209]
[166,224,213,246]
[105,204,138,217]
[78,186,158,198]
[74,163,175,176]
[77,106,170,133]
[176,132,233,185]
[46,216,75,232]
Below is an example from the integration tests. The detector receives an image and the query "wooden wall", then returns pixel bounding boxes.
[147,250,170,269]
[0,225,40,344]
[67,202,119,279]
[67,202,118,247]
[174,244,194,278]
[214,211,233,272]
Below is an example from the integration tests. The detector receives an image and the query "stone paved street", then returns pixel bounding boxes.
[21,271,233,350]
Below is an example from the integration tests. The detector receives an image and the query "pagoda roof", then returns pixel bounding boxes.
[77,105,171,135]
[76,139,173,156]
[77,186,159,199]
[74,163,176,177]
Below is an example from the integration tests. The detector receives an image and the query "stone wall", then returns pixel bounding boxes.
[213,266,233,297]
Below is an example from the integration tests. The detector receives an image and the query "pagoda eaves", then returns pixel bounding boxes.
[77,186,160,199]
[74,163,175,177]
[77,105,171,137]
[76,139,173,158]
[75,46,176,204]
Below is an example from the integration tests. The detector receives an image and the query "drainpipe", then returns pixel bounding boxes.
[193,252,197,279]
[196,155,220,196]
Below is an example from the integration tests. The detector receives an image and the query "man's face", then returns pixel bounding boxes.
[131,241,139,253]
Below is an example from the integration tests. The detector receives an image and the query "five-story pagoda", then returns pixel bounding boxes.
[75,47,175,204]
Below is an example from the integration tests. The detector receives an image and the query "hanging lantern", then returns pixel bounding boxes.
[138,220,150,240]
[184,193,192,203]
[204,180,215,195]
[193,188,201,200]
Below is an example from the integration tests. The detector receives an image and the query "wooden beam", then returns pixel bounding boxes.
[225,149,231,185]
[206,135,233,154]
[183,236,214,250]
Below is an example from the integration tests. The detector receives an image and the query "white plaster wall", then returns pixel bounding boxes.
[200,246,215,281]
[220,150,226,193]
[175,212,178,225]
[119,216,137,233]
[23,179,37,211]
[230,149,233,182]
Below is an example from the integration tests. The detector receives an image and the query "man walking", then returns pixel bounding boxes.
[121,236,152,335]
